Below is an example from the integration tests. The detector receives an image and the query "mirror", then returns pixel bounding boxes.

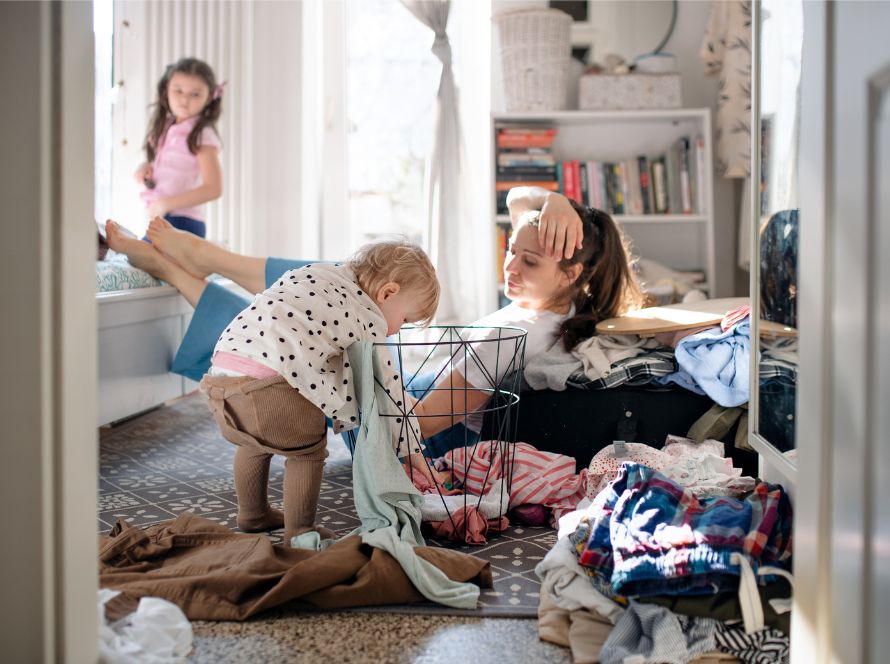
[752,0,803,464]
[553,1,677,65]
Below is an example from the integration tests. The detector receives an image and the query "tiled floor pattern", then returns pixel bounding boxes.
[99,393,556,617]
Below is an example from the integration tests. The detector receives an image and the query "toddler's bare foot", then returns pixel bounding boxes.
[237,506,285,533]
[105,220,172,280]
[146,216,211,279]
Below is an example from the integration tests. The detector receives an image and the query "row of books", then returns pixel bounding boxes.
[495,126,558,217]
[494,126,707,217]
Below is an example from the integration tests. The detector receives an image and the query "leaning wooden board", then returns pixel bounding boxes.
[595,297,798,338]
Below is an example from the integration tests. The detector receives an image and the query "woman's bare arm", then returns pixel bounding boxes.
[506,186,583,259]
[412,369,491,439]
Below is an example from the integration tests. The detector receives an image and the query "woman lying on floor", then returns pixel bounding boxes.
[105,186,644,456]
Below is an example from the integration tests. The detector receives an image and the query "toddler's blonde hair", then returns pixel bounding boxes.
[347,239,440,326]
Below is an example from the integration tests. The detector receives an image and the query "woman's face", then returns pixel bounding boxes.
[503,222,575,310]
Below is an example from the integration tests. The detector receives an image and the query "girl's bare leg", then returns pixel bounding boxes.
[146,217,267,294]
[105,220,208,308]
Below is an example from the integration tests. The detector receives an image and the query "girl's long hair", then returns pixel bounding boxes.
[144,58,222,163]
[555,201,645,350]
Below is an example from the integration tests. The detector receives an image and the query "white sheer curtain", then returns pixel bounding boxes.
[401,0,487,324]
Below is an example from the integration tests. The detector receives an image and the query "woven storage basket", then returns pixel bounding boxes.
[494,9,572,112]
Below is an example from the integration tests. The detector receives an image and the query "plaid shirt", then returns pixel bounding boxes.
[566,350,678,390]
[569,463,793,598]
[759,356,797,382]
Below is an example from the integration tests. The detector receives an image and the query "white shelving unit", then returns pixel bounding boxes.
[490,108,716,303]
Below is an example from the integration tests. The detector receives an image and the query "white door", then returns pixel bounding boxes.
[794,2,890,662]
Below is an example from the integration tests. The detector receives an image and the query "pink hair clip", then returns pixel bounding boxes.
[212,80,228,100]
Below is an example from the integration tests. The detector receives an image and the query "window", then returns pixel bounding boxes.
[343,0,440,250]
[312,0,488,259]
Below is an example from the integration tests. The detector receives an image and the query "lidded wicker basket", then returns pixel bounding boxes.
[493,8,573,112]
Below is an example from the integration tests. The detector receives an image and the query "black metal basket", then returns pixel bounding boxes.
[345,325,527,544]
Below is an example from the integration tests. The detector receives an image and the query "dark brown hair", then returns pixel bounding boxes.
[144,58,222,163]
[555,201,645,350]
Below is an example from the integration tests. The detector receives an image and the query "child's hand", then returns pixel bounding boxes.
[430,468,461,495]
[135,162,154,186]
[406,454,461,495]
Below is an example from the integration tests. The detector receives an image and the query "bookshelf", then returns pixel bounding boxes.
[490,108,716,308]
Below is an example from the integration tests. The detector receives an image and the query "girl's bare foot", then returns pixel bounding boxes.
[105,220,175,281]
[146,216,211,279]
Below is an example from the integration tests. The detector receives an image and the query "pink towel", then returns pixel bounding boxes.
[426,506,509,545]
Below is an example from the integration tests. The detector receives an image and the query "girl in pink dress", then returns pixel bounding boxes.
[136,58,223,238]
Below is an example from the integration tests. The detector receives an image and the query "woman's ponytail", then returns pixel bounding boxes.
[557,203,644,350]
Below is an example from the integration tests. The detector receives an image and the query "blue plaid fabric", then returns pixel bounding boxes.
[758,356,797,382]
[569,463,793,598]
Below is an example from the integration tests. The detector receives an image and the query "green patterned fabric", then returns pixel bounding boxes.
[96,253,163,292]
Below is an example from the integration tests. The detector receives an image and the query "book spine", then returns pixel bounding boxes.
[571,160,582,204]
[652,157,668,213]
[495,128,557,149]
[612,163,625,215]
[627,158,643,215]
[598,163,608,213]
[694,136,707,214]
[495,180,559,192]
[579,161,590,207]
[564,160,575,203]
[638,155,652,215]
[497,154,556,167]
[665,146,680,214]
[602,162,614,214]
[678,137,692,214]
[497,166,557,179]
[588,161,600,209]
[495,223,509,284]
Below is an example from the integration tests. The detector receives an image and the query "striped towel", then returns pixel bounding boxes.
[440,442,590,528]
[721,303,751,332]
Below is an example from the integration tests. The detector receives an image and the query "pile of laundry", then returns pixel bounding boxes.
[406,433,756,546]
[537,463,793,664]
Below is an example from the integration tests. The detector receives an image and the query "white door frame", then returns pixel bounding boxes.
[793,2,890,662]
[0,1,97,661]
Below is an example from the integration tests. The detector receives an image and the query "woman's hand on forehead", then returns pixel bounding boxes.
[539,195,584,260]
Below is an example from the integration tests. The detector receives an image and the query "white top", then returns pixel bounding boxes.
[453,303,571,432]
[212,263,421,456]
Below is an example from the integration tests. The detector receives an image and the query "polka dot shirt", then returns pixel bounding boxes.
[212,263,421,456]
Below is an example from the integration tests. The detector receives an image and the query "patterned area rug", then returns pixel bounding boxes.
[98,393,554,617]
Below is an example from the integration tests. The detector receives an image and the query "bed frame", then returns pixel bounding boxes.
[97,285,206,426]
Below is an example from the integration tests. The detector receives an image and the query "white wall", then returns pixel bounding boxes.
[248,1,305,259]
[490,0,747,296]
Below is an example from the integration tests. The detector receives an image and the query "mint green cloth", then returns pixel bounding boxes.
[346,342,481,609]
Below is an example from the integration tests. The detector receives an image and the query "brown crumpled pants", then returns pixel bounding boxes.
[99,513,493,621]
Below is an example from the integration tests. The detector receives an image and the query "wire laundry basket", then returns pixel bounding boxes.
[345,325,527,545]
